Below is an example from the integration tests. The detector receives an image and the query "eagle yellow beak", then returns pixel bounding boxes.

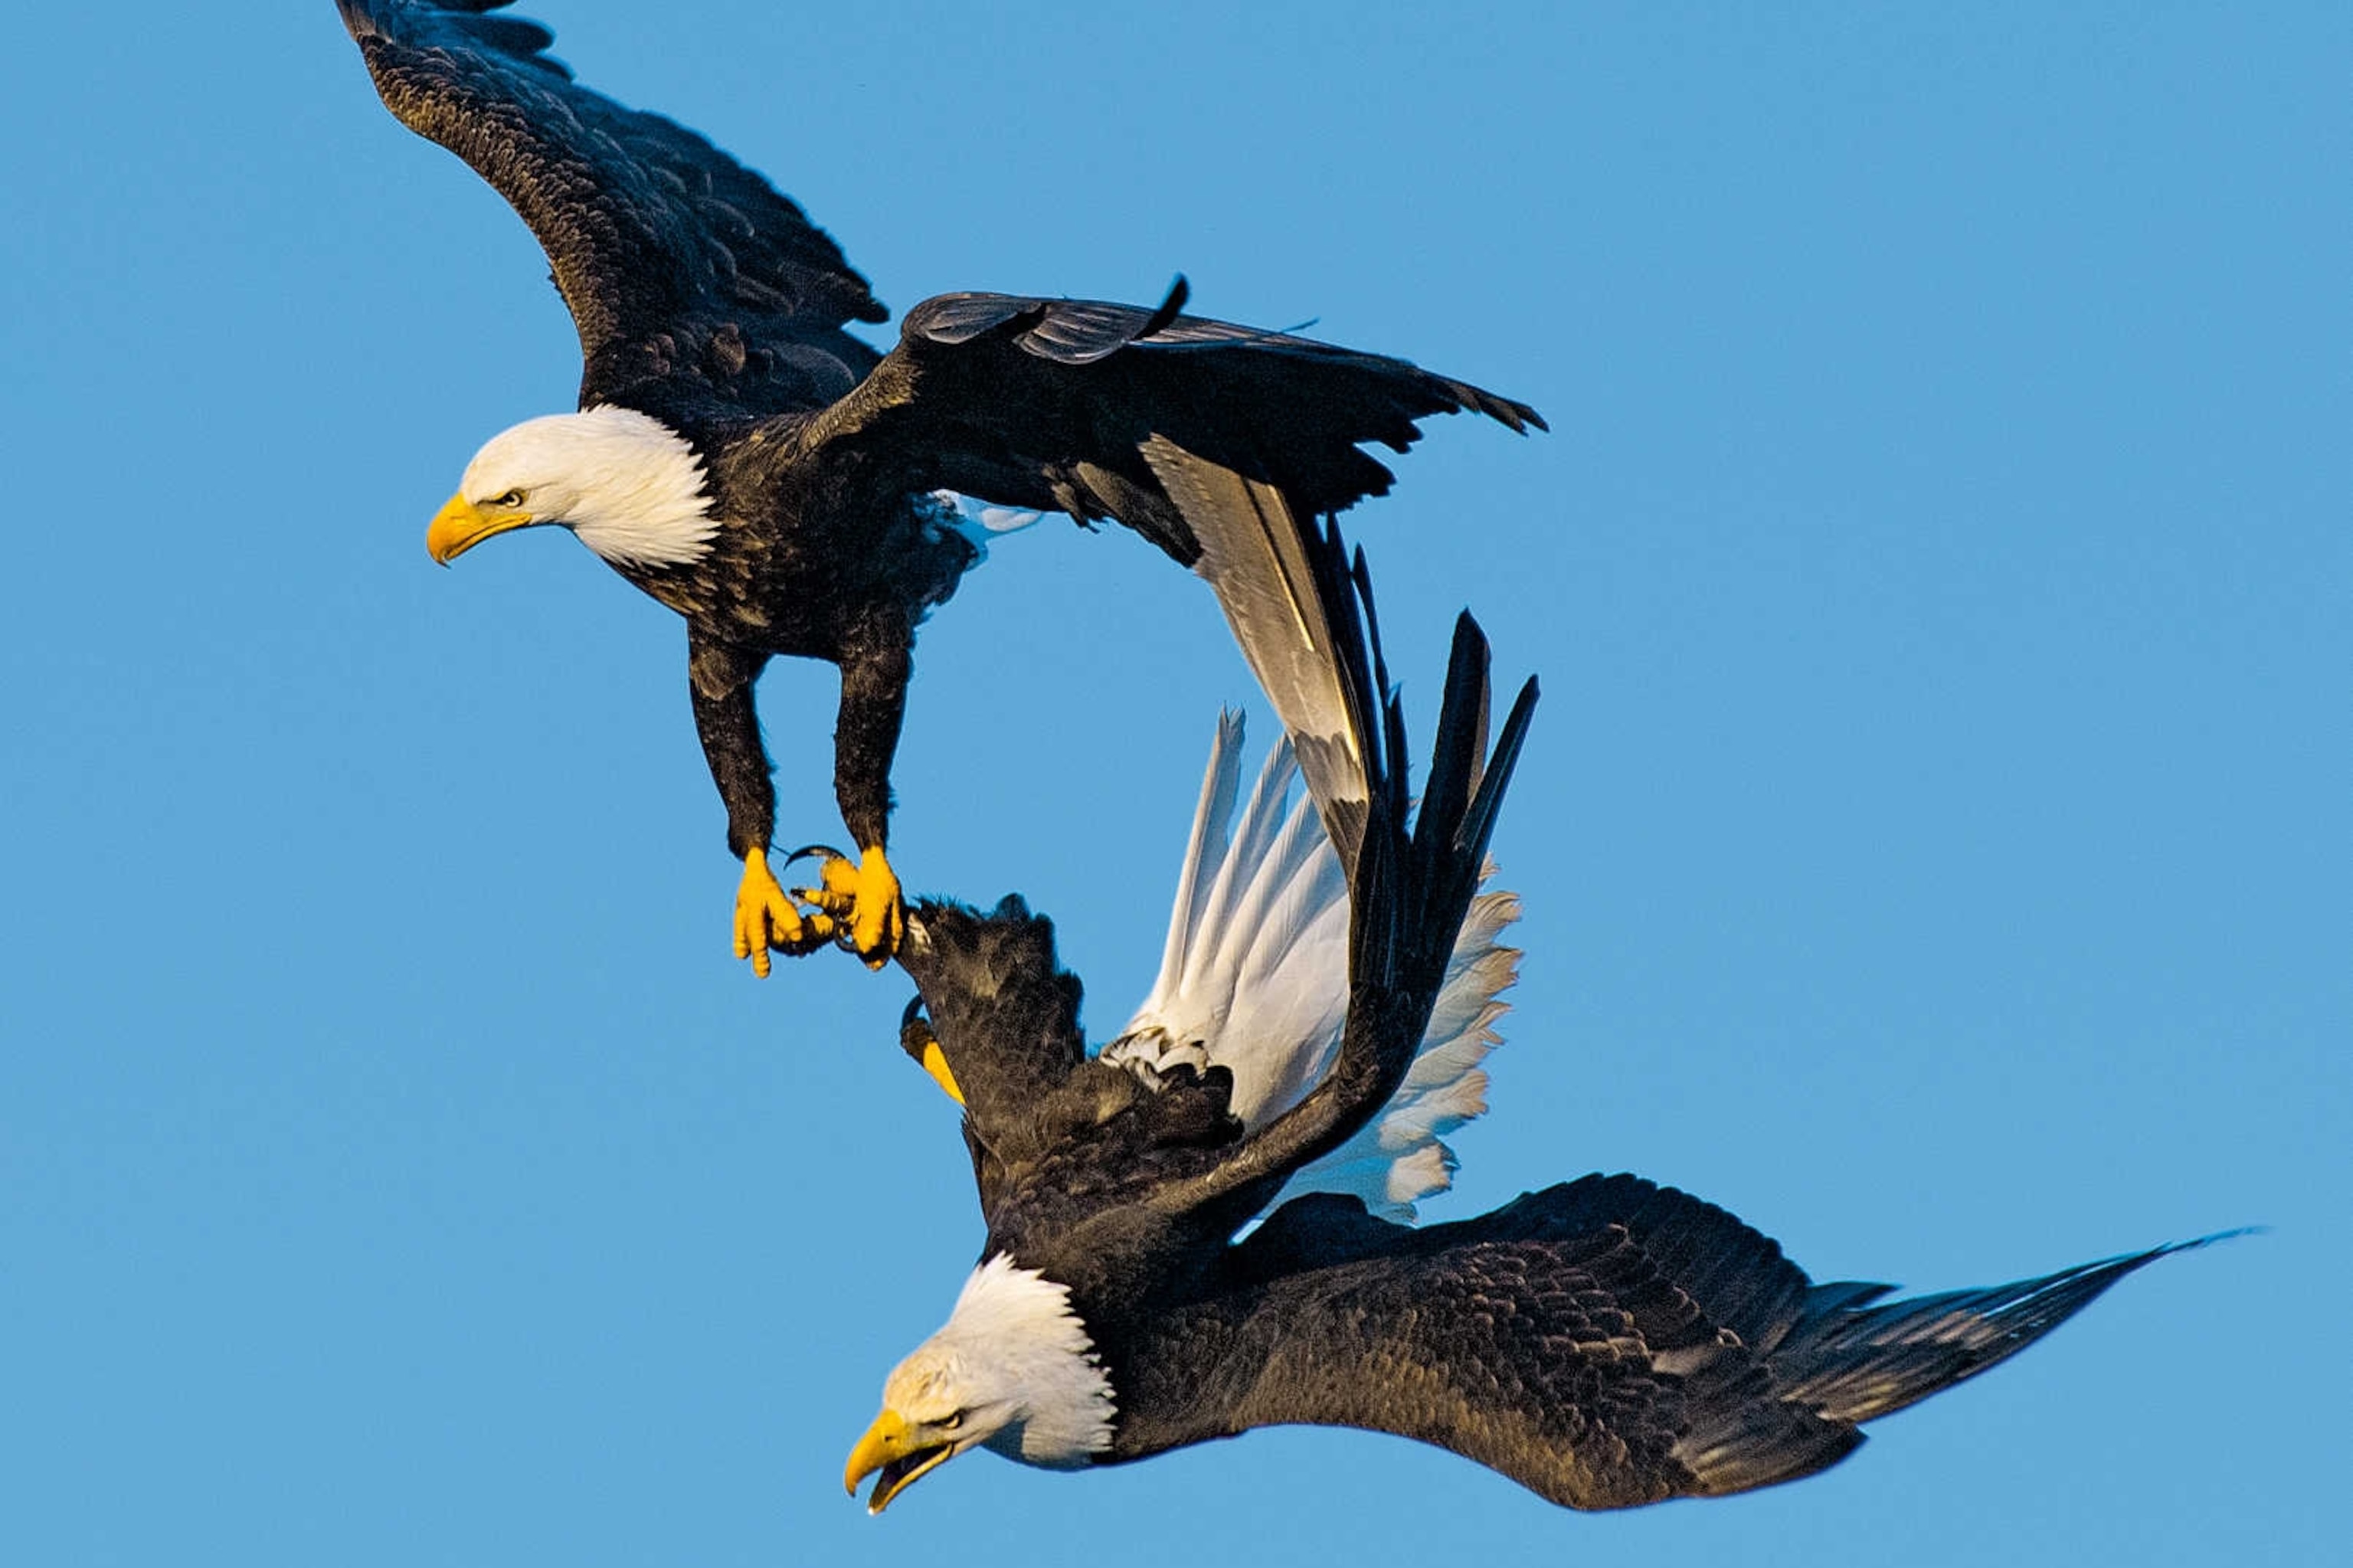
[918,1040,965,1105]
[427,493,535,565]
[843,1408,957,1515]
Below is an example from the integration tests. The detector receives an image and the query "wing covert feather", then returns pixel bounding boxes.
[339,0,883,411]
[1136,1178,1843,1509]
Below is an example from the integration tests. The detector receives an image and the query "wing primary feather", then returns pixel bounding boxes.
[1769,1229,2252,1425]
[1136,440,1366,840]
[1413,612,1491,876]
[1455,678,1539,876]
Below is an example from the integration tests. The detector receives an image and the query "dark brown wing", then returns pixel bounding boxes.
[338,0,884,414]
[897,892,1259,1236]
[797,281,1540,558]
[1108,1176,2210,1511]
[894,897,1088,1174]
[895,897,1186,1229]
[1107,1177,1838,1507]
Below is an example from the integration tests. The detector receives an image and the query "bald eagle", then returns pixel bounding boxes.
[844,516,2223,1514]
[337,0,1541,971]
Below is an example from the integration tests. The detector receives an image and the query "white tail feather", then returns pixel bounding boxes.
[1102,716,1521,1221]
[1152,710,1247,1001]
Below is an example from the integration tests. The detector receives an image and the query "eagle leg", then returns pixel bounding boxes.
[793,844,906,969]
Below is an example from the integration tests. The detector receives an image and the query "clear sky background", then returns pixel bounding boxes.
[2,3,2345,1563]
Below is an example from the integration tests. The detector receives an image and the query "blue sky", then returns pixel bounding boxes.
[2,3,2345,1563]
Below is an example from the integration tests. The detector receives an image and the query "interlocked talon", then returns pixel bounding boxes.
[793,844,905,968]
[733,845,831,977]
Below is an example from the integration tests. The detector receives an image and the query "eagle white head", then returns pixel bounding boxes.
[843,1255,1116,1514]
[426,406,717,570]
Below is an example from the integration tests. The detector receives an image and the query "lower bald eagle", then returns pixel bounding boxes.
[844,517,2225,1514]
[338,0,1540,973]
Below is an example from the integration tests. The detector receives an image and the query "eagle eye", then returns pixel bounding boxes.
[939,1412,963,1432]
[494,488,526,509]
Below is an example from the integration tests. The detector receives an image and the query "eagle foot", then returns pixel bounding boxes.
[732,846,833,977]
[791,844,905,968]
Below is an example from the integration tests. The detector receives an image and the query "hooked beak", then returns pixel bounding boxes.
[427,493,536,565]
[917,1039,965,1105]
[843,1409,959,1515]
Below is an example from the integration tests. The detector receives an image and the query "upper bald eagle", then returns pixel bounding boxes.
[336,0,1541,971]
[843,514,2224,1516]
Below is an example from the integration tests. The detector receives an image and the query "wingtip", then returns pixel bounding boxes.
[1448,607,1491,663]
[2163,1224,2266,1256]
[1454,384,1546,434]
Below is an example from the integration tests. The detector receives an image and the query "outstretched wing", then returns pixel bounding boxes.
[789,282,1542,827]
[1114,1176,2218,1511]
[1102,712,1521,1219]
[800,283,1539,538]
[338,0,884,414]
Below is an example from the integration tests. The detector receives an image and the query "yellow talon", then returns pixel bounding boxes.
[733,846,816,977]
[794,852,864,917]
[792,845,904,967]
[918,1039,965,1105]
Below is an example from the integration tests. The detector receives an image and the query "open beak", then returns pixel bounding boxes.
[427,493,535,565]
[843,1409,958,1515]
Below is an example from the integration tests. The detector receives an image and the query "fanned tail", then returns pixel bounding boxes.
[1278,879,1520,1217]
[1108,714,1523,1216]
[1106,719,1348,1119]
